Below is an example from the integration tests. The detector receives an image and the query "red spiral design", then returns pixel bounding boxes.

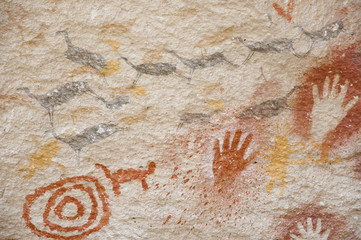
[23,176,110,240]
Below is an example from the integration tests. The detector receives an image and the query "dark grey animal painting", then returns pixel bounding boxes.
[99,95,130,110]
[49,122,123,162]
[18,81,129,125]
[177,112,213,129]
[119,57,177,87]
[238,86,301,120]
[232,36,300,63]
[166,50,239,81]
[17,81,101,126]
[56,30,107,71]
[295,19,344,54]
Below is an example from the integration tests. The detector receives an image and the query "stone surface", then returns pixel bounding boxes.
[0,0,360,239]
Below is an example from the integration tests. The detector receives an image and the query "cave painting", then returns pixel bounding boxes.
[17,139,64,181]
[260,125,306,196]
[311,74,358,144]
[23,162,156,239]
[290,218,330,240]
[212,129,255,188]
[272,0,295,22]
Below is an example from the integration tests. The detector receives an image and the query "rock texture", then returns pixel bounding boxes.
[0,0,360,239]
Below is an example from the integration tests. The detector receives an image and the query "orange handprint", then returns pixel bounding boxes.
[212,129,255,187]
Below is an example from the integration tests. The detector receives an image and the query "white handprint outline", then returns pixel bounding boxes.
[290,218,330,240]
[311,74,359,143]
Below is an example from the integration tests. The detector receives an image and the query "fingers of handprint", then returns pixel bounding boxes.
[312,84,320,103]
[323,76,330,98]
[330,75,340,98]
[238,133,253,157]
[213,139,221,161]
[223,131,231,152]
[297,221,307,235]
[315,218,322,234]
[338,80,349,100]
[345,96,359,112]
[231,129,243,150]
[290,234,301,240]
[306,217,313,234]
[322,229,331,239]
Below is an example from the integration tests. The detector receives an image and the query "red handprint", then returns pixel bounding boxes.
[212,129,255,187]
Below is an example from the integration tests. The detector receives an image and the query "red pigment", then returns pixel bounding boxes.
[163,215,172,225]
[293,42,361,148]
[95,162,156,195]
[276,203,359,240]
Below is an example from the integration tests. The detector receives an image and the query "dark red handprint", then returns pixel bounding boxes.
[212,129,255,187]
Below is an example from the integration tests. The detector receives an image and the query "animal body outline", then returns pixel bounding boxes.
[119,56,178,87]
[48,122,123,162]
[95,161,156,195]
[56,30,107,72]
[166,50,239,81]
[232,36,301,63]
[177,112,213,129]
[295,19,344,55]
[17,81,102,126]
[238,85,301,120]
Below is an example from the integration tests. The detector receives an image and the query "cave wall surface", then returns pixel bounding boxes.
[0,0,360,239]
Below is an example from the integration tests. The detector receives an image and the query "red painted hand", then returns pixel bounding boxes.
[212,129,254,187]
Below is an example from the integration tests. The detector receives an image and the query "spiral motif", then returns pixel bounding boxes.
[23,176,110,240]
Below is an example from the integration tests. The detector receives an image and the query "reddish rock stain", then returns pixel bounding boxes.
[293,42,361,148]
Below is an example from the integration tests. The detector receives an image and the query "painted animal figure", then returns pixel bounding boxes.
[233,36,300,63]
[166,50,239,80]
[95,161,156,195]
[177,112,213,129]
[56,30,107,72]
[295,19,344,54]
[238,86,301,120]
[49,122,122,162]
[17,81,100,126]
[98,95,130,110]
[119,57,177,87]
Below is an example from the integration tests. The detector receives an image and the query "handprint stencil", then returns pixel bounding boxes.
[212,129,255,187]
[290,218,330,240]
[311,74,359,143]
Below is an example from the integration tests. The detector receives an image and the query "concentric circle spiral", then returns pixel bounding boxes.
[23,176,110,240]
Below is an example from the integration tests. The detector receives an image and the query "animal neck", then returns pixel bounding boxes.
[285,86,300,99]
[58,30,73,47]
[20,87,35,99]
[121,57,136,68]
[295,25,309,35]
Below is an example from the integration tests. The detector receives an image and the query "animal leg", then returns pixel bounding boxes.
[102,74,109,86]
[174,71,188,80]
[223,58,239,68]
[177,121,184,130]
[75,150,81,165]
[188,69,195,83]
[132,72,142,87]
[243,51,254,64]
[48,109,54,127]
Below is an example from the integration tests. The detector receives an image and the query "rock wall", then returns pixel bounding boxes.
[0,0,360,239]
